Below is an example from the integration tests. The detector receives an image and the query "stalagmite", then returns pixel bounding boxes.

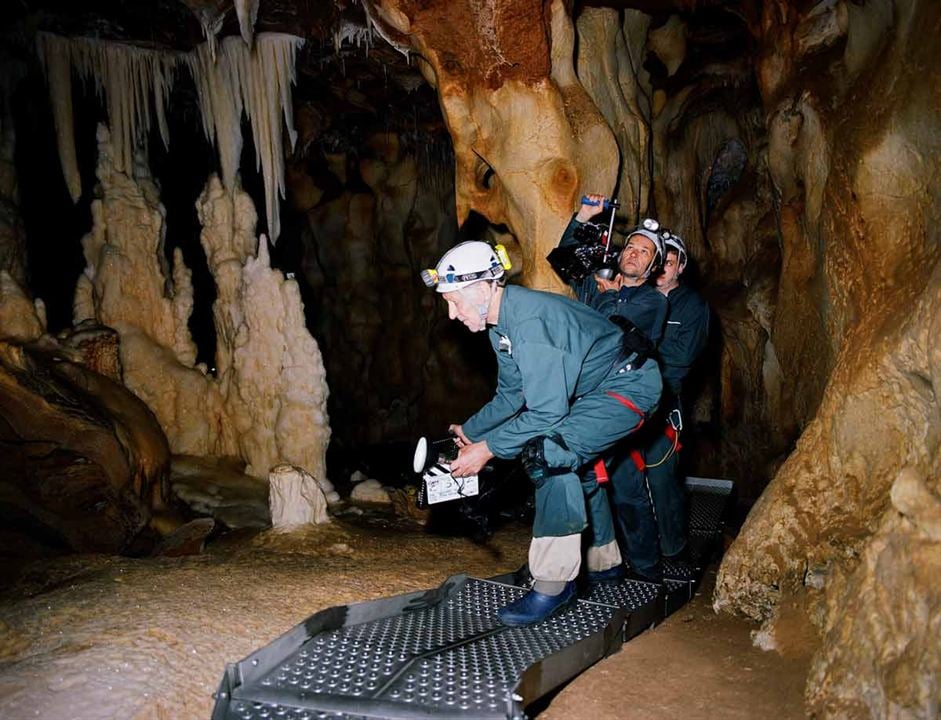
[268,464,330,529]
[74,131,330,484]
[77,126,195,362]
[75,126,224,455]
[232,235,330,479]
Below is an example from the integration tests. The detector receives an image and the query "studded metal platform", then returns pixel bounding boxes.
[662,477,734,613]
[211,477,732,720]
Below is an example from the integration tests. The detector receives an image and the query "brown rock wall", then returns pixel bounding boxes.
[714,0,940,713]
[366,0,619,293]
[296,131,493,447]
[359,1,939,714]
[0,341,169,554]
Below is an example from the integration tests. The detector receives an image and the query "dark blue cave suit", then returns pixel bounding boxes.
[559,216,667,579]
[636,283,710,557]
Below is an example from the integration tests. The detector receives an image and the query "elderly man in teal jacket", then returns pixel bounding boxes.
[422,240,661,626]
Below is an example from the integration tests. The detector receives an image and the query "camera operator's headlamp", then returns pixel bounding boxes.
[626,218,663,247]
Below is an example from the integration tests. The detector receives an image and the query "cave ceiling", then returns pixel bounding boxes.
[1,0,448,160]
[1,0,759,180]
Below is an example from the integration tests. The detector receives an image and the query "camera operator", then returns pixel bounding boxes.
[556,195,668,583]
[560,193,668,344]
[422,241,661,626]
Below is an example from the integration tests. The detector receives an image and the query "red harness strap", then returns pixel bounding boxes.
[595,391,647,483]
[629,449,646,472]
[593,458,610,484]
[665,422,682,451]
[605,390,646,421]
[633,421,683,472]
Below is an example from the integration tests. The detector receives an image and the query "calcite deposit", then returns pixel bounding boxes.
[268,464,330,528]
[0,0,937,717]
[364,0,619,293]
[75,127,330,484]
[708,1,941,715]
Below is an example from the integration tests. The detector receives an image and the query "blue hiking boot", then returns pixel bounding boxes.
[587,564,626,585]
[497,581,577,627]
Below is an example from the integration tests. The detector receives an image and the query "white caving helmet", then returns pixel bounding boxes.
[660,230,688,268]
[421,241,511,293]
[624,217,666,278]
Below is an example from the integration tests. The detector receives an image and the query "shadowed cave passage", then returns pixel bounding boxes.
[0,1,937,719]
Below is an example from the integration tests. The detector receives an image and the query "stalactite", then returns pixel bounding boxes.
[186,34,303,242]
[334,19,375,52]
[235,0,260,48]
[35,34,82,203]
[37,32,179,182]
[37,32,303,244]
[198,9,225,62]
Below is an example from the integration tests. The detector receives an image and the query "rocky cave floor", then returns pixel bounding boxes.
[0,506,811,720]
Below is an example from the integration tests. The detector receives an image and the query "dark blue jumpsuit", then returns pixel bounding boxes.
[559,217,667,577]
[642,284,710,556]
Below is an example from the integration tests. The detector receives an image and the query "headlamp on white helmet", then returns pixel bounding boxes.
[624,217,666,278]
[421,242,511,293]
[660,230,688,268]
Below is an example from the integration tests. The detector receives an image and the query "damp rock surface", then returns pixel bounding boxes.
[543,571,811,720]
[0,523,530,720]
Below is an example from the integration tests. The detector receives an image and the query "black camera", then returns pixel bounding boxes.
[547,223,619,284]
[547,197,621,284]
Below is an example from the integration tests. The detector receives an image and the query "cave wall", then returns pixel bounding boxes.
[364,0,621,293]
[713,0,940,714]
[289,129,494,449]
[0,59,27,287]
[0,273,168,554]
[0,0,937,711]
[639,9,789,490]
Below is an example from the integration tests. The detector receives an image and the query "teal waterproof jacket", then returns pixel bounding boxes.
[462,285,624,459]
[558,217,668,344]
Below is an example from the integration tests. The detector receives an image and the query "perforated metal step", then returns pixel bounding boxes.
[211,478,733,720]
[212,576,630,720]
[662,477,734,614]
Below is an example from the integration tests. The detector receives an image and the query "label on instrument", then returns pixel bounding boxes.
[423,465,479,505]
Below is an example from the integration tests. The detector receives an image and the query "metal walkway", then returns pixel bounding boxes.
[211,477,732,720]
